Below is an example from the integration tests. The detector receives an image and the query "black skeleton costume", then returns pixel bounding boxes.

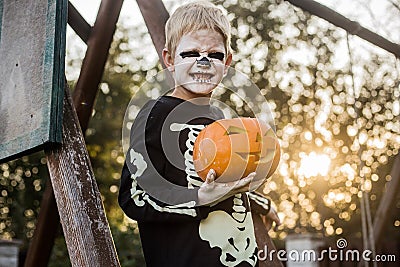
[119,96,271,267]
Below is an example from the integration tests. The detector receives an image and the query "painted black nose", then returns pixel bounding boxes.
[196,57,211,67]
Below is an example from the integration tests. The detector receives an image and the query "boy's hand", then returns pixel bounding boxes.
[198,169,256,206]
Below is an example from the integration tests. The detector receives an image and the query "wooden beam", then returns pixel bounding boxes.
[373,154,400,245]
[72,0,124,132]
[46,87,120,266]
[68,1,92,44]
[136,0,170,69]
[285,0,400,58]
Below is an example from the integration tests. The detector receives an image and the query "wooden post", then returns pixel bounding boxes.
[373,154,400,245]
[0,240,23,267]
[136,0,174,87]
[46,87,120,266]
[68,2,92,44]
[72,0,124,132]
[25,0,123,265]
[136,0,169,69]
[252,214,284,267]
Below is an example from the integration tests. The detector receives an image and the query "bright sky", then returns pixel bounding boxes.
[66,0,397,80]
[316,0,396,43]
[66,0,397,81]
[68,0,142,27]
[67,0,393,34]
[67,0,394,36]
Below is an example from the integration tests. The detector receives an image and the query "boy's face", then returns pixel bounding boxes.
[163,29,232,100]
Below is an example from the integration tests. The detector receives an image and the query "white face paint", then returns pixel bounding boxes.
[199,194,258,267]
[170,29,230,99]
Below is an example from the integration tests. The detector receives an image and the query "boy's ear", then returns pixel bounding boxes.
[223,53,233,76]
[162,48,175,72]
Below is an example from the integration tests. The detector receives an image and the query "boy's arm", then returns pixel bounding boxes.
[248,191,281,230]
[248,191,271,215]
[118,103,211,222]
[119,163,211,222]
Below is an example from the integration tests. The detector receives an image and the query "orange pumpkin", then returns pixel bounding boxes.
[193,118,280,183]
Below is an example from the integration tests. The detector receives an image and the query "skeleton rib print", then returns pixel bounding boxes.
[170,125,258,267]
[170,122,205,188]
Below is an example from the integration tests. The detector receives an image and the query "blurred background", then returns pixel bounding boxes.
[1,0,399,265]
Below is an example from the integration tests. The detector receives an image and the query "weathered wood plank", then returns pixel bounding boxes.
[373,154,400,245]
[0,0,66,162]
[252,213,284,267]
[0,240,22,267]
[46,87,120,267]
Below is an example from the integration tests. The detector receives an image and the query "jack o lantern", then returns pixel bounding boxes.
[193,118,280,183]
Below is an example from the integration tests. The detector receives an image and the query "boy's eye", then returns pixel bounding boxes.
[180,51,200,58]
[208,52,225,61]
[179,51,225,61]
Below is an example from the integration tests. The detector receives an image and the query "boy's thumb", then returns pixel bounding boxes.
[206,169,216,184]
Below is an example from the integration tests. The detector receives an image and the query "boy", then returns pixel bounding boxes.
[119,2,279,266]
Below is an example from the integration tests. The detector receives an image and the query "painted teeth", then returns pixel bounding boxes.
[194,78,211,83]
[191,73,212,83]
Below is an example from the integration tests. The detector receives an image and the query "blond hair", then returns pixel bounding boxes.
[165,1,232,58]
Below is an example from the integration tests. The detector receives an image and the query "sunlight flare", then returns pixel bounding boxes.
[298,152,331,178]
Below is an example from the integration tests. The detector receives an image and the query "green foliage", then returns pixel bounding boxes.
[48,235,70,267]
[0,153,47,250]
[110,221,145,266]
[215,0,400,242]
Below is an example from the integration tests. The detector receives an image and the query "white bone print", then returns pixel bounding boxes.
[170,123,205,188]
[199,194,257,266]
[129,148,147,206]
[128,147,198,216]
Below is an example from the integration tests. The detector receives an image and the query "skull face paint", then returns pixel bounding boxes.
[169,29,230,99]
